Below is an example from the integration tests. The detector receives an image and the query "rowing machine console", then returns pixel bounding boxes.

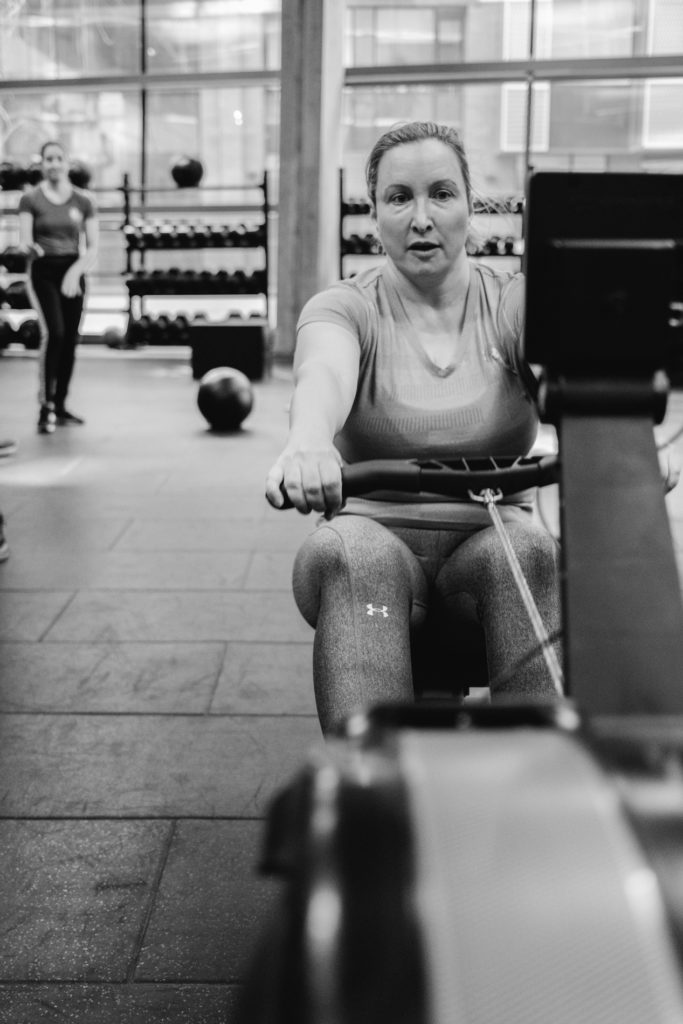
[525,171,683,717]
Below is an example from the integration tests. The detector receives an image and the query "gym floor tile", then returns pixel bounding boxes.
[0,714,322,817]
[135,820,278,983]
[0,984,243,1024]
[122,489,276,521]
[86,550,252,591]
[243,551,296,590]
[0,819,170,981]
[0,590,74,642]
[0,491,129,548]
[210,641,315,715]
[0,642,225,713]
[112,515,314,553]
[0,547,100,590]
[40,590,312,644]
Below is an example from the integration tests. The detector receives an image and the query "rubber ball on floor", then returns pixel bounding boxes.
[197,366,253,431]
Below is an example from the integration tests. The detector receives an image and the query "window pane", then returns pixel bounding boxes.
[342,83,528,199]
[345,2,517,66]
[0,88,141,288]
[530,78,683,172]
[542,0,642,59]
[145,86,280,204]
[375,9,436,64]
[146,0,281,74]
[649,0,683,56]
[536,0,683,60]
[0,0,140,79]
[0,88,141,194]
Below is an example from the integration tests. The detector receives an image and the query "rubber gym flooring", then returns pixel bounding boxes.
[0,346,322,1023]
[1,346,683,1023]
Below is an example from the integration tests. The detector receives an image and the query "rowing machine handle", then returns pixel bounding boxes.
[275,454,560,510]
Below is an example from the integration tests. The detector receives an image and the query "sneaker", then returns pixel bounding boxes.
[0,439,17,457]
[38,404,56,434]
[0,514,8,562]
[55,408,85,426]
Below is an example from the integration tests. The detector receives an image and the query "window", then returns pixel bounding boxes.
[643,79,683,148]
[0,0,140,79]
[501,83,550,152]
[145,0,281,73]
[345,4,468,66]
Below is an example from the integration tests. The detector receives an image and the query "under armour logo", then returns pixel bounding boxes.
[367,603,389,618]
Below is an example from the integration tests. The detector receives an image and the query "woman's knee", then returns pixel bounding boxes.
[292,516,426,628]
[438,523,560,610]
[498,521,559,581]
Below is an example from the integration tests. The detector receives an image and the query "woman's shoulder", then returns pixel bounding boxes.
[17,185,42,211]
[471,259,524,296]
[72,186,97,211]
[298,266,384,328]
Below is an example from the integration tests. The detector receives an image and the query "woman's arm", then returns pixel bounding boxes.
[61,214,99,297]
[17,210,43,257]
[265,321,360,514]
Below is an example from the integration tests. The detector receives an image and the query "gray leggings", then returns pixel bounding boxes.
[293,513,562,733]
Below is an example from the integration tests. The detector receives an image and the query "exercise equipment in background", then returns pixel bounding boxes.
[0,161,26,191]
[119,173,269,375]
[16,319,40,350]
[0,319,15,350]
[68,161,92,188]
[170,156,204,188]
[196,366,253,431]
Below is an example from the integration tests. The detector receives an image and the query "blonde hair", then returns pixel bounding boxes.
[365,121,472,213]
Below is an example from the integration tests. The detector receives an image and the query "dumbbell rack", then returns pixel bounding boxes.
[120,174,269,379]
[339,169,382,280]
[0,248,40,351]
[338,168,524,279]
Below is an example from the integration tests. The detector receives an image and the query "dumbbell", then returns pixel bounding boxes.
[17,318,41,349]
[249,270,267,294]
[6,281,30,308]
[158,223,175,246]
[0,319,16,349]
[126,315,152,347]
[149,314,172,344]
[0,246,27,273]
[168,313,191,344]
[123,225,141,250]
[141,223,160,248]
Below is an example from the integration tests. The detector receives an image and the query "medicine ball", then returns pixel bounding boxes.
[170,156,204,189]
[68,161,92,188]
[197,366,253,431]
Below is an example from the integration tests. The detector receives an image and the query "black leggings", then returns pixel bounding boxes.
[29,256,85,408]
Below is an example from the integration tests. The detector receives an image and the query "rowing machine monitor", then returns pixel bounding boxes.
[524,171,683,718]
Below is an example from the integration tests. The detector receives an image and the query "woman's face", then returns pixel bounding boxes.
[373,138,471,285]
[41,144,67,182]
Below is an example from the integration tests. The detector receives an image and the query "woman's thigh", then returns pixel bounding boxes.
[434,520,562,696]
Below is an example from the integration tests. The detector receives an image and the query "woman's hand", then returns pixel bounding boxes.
[18,242,44,259]
[266,445,344,516]
[659,445,681,494]
[61,265,83,297]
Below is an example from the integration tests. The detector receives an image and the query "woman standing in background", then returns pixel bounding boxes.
[18,140,99,434]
